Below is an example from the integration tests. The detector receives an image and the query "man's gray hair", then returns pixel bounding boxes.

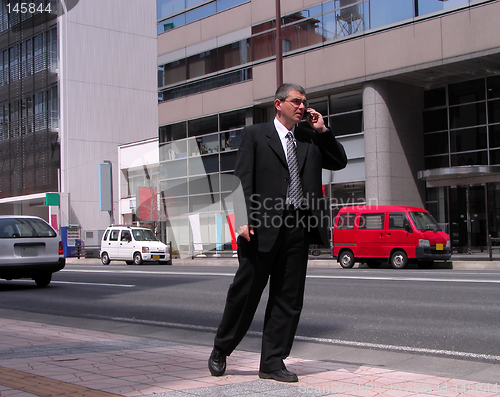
[275,83,306,101]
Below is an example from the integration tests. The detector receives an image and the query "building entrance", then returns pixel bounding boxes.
[449,185,487,252]
[419,166,500,253]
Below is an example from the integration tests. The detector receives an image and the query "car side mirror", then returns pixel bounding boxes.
[404,222,412,233]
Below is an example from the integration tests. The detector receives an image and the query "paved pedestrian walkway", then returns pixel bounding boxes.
[0,318,499,397]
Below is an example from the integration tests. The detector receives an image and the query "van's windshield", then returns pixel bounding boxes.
[132,229,159,241]
[409,212,441,232]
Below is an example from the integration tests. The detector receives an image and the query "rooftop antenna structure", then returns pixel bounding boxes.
[337,0,364,36]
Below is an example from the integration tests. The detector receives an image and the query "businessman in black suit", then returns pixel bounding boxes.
[208,83,347,382]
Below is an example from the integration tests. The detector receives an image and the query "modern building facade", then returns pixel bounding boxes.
[155,0,500,255]
[0,0,158,245]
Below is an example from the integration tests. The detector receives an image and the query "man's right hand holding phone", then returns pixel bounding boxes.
[304,108,327,133]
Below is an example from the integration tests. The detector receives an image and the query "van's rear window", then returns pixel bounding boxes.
[0,218,56,238]
[359,213,385,230]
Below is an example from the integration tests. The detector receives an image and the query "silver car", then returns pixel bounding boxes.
[0,216,65,287]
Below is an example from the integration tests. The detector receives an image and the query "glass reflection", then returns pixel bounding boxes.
[416,0,469,16]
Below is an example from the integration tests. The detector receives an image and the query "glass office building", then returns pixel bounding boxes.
[156,0,500,255]
[0,1,59,200]
[0,0,158,241]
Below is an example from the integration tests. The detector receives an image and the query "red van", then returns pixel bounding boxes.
[332,205,451,269]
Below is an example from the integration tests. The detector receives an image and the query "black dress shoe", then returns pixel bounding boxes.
[208,348,226,376]
[259,368,298,383]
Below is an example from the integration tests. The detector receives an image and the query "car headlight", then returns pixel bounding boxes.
[142,247,150,253]
[446,240,451,248]
[419,239,430,247]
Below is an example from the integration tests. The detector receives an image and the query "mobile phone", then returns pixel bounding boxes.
[303,111,312,121]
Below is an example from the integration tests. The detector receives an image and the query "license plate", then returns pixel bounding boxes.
[21,247,38,257]
[436,244,443,251]
[152,255,160,260]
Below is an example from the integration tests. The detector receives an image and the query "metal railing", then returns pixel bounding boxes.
[487,235,500,261]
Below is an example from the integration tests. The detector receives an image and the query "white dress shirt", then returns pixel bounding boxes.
[274,118,296,163]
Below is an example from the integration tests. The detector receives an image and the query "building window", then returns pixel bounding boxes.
[424,131,448,156]
[0,50,7,86]
[331,182,366,209]
[33,33,47,73]
[423,76,500,169]
[159,68,252,102]
[127,167,159,198]
[328,91,363,137]
[157,0,249,33]
[188,115,218,138]
[162,39,250,89]
[9,45,20,82]
[416,0,469,17]
[159,122,187,143]
[0,27,57,87]
[158,65,164,88]
[164,59,187,86]
[157,0,188,21]
[158,108,252,211]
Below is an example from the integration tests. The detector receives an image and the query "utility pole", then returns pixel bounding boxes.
[275,0,283,87]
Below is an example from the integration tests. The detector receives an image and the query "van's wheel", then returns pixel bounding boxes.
[101,252,110,265]
[133,252,143,265]
[34,273,52,287]
[339,251,355,268]
[390,250,408,269]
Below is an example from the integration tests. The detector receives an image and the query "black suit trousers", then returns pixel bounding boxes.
[214,210,309,373]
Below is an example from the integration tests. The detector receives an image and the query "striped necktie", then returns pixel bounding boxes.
[286,132,304,208]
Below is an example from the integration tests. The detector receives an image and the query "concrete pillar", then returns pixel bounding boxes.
[363,80,426,207]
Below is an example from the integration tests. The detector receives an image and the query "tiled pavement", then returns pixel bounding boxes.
[0,318,499,397]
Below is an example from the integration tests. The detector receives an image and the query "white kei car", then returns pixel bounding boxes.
[100,226,171,265]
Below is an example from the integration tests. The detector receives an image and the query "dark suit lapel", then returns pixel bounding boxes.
[295,126,309,173]
[266,122,287,168]
[296,141,308,173]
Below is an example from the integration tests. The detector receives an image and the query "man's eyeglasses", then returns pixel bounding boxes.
[284,98,308,108]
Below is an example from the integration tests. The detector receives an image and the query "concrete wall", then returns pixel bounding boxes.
[364,81,425,207]
[59,0,158,231]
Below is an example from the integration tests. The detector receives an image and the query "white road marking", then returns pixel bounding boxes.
[51,281,135,287]
[293,335,500,362]
[12,279,135,288]
[61,269,500,284]
[62,269,237,277]
[90,315,500,362]
[307,275,500,283]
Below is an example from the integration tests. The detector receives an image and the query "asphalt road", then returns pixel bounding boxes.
[1,262,499,368]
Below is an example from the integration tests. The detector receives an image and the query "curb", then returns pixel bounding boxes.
[64,257,500,270]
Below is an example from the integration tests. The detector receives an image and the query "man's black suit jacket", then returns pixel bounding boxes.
[233,120,347,252]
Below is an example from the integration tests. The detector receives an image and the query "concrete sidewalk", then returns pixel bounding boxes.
[1,317,499,397]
